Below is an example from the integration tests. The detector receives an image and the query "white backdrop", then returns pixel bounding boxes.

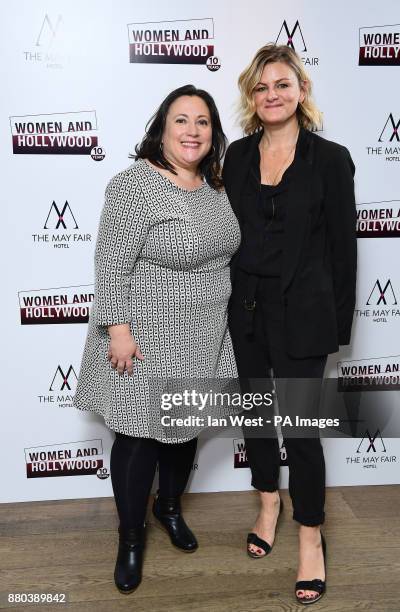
[1,0,399,503]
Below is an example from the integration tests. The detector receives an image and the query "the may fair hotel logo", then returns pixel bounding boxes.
[275,20,319,66]
[32,200,92,249]
[24,14,65,69]
[346,430,397,470]
[355,279,399,324]
[359,24,400,65]
[366,113,400,163]
[128,18,220,71]
[38,364,77,409]
[18,284,94,325]
[9,111,105,160]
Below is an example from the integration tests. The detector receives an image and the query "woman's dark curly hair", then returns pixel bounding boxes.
[133,84,227,190]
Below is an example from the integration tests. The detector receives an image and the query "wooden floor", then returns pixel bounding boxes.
[0,486,399,611]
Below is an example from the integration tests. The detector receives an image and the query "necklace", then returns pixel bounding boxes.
[259,129,299,186]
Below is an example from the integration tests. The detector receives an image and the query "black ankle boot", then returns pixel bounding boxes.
[114,525,145,594]
[152,496,198,552]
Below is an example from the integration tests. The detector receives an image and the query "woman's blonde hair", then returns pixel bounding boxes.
[238,43,322,134]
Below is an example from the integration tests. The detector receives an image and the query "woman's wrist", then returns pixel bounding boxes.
[107,323,132,339]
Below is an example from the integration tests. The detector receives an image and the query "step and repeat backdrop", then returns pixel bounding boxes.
[2,0,399,502]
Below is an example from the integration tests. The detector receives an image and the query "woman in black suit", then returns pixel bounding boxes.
[223,44,356,605]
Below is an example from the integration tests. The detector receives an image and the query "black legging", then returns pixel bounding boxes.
[110,432,197,530]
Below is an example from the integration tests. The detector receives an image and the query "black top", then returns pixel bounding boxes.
[236,145,296,277]
[222,127,357,355]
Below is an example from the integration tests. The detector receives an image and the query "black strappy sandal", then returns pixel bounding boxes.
[295,533,327,605]
[246,499,283,559]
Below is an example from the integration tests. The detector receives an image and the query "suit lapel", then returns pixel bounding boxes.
[228,131,262,218]
[281,127,315,293]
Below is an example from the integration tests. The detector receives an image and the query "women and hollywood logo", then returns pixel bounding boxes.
[127,18,220,70]
[10,111,105,159]
[359,24,400,65]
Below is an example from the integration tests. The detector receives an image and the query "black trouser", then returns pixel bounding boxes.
[229,271,327,526]
[110,433,197,530]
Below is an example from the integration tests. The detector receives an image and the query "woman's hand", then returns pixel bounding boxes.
[107,323,144,375]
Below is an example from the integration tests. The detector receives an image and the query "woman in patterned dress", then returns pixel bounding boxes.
[73,85,241,594]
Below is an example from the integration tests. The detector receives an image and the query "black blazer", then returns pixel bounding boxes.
[223,127,357,358]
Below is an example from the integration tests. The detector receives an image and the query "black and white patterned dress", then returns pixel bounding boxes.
[73,159,241,442]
